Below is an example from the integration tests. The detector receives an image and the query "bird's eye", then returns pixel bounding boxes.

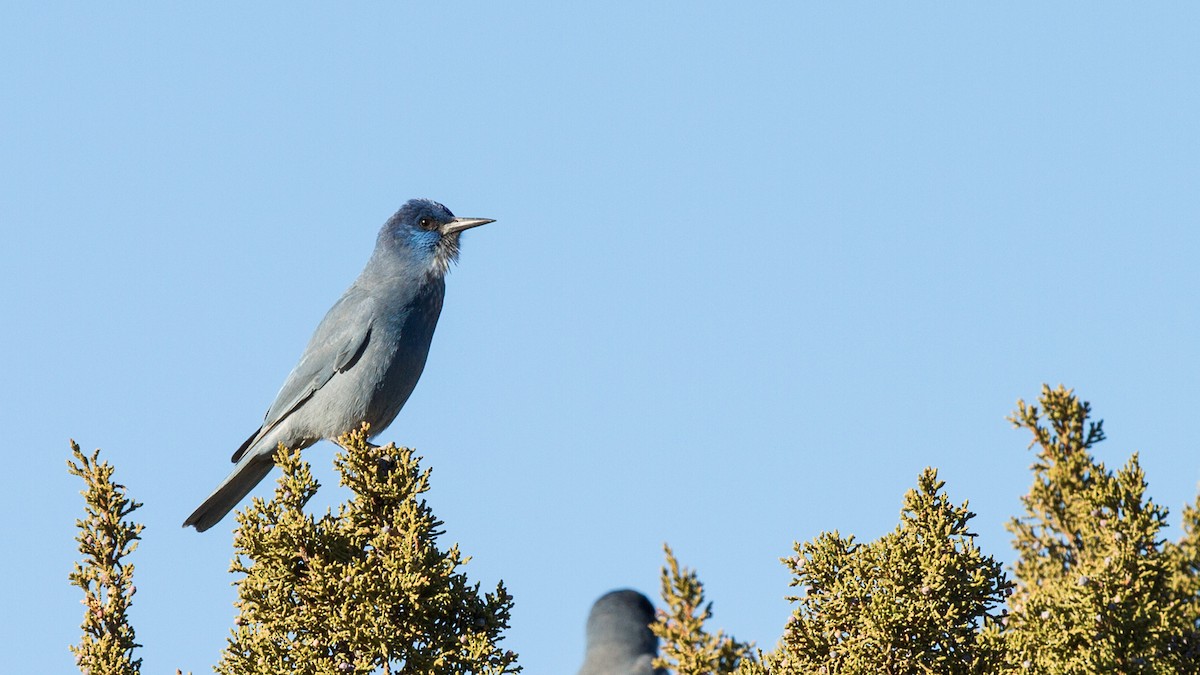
[418,217,433,230]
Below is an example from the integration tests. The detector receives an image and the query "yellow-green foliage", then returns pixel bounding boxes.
[217,426,518,675]
[673,387,1200,673]
[68,442,144,675]
[1171,495,1200,641]
[1003,385,1199,672]
[757,468,1010,674]
[66,385,1200,674]
[653,544,752,675]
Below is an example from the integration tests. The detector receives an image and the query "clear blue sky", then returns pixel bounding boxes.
[3,4,1199,673]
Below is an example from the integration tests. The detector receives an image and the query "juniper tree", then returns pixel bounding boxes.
[67,428,516,674]
[68,385,1200,674]
[749,468,1010,675]
[217,426,518,675]
[68,441,145,675]
[1003,384,1197,672]
[1171,495,1200,639]
[652,544,752,675]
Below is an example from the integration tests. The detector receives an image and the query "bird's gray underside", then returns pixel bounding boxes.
[231,289,379,463]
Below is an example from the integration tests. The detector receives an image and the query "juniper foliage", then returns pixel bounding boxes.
[1003,384,1198,672]
[65,385,1200,674]
[652,544,752,675]
[745,468,1010,674]
[68,441,145,675]
[1172,495,1200,639]
[217,426,518,675]
[669,387,1200,673]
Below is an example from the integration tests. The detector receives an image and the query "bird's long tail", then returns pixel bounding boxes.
[183,452,275,532]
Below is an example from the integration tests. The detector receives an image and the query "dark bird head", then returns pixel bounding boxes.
[579,589,662,674]
[377,198,494,276]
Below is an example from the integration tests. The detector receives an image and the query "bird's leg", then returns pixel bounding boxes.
[375,453,397,480]
[333,438,379,451]
[333,436,394,479]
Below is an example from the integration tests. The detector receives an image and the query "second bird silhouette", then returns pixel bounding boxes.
[184,199,493,532]
[578,590,665,675]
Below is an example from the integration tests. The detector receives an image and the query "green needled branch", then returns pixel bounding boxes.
[1004,384,1199,672]
[217,424,519,675]
[68,441,145,675]
[653,544,752,675]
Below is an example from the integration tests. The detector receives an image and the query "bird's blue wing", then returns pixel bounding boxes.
[231,286,378,462]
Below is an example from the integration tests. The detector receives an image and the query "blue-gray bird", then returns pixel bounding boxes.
[577,590,666,675]
[183,199,492,532]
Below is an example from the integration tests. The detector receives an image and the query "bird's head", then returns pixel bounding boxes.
[377,198,494,277]
[585,590,659,656]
